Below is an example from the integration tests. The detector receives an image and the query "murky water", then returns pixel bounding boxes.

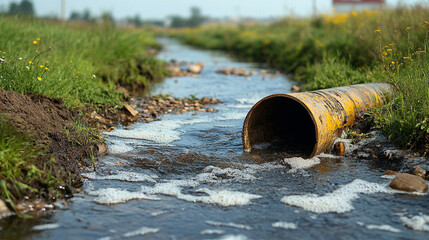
[1,38,429,240]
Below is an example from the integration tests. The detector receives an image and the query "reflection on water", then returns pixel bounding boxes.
[1,38,429,240]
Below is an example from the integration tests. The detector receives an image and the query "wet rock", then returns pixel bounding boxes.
[206,107,214,112]
[188,64,202,74]
[334,142,345,156]
[385,170,401,176]
[96,143,108,154]
[216,67,252,77]
[123,104,138,117]
[389,173,428,193]
[0,199,12,217]
[291,85,300,92]
[413,166,427,178]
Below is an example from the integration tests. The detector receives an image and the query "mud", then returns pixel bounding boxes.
[0,88,96,199]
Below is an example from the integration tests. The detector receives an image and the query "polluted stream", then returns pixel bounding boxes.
[1,38,429,239]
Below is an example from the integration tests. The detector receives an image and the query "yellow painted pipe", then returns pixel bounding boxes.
[242,83,395,158]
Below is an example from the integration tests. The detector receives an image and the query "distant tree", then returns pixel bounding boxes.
[188,7,205,27]
[19,0,34,15]
[127,14,143,27]
[69,9,93,22]
[169,7,206,28]
[8,0,34,16]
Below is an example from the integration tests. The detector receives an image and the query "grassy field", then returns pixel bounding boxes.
[171,7,429,151]
[0,16,168,206]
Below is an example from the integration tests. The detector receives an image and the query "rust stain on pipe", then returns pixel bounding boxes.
[242,83,395,158]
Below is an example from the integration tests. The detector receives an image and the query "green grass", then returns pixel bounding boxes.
[170,7,429,150]
[0,118,55,204]
[0,16,167,107]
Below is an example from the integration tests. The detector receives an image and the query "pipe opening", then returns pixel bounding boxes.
[244,96,316,158]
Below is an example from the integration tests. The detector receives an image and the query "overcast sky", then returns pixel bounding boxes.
[0,0,428,19]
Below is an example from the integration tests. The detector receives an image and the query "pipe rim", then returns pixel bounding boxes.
[242,93,318,158]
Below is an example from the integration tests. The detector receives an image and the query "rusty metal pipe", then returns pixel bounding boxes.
[242,83,395,158]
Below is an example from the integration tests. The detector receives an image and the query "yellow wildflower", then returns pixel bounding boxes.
[374,29,381,33]
[391,61,395,65]
[29,61,32,64]
[36,37,40,41]
[40,65,44,68]
[33,40,38,44]
[405,26,411,31]
[37,77,42,81]
[45,67,49,70]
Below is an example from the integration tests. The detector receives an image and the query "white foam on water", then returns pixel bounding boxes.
[317,153,342,159]
[272,221,297,230]
[218,111,247,121]
[123,226,159,237]
[107,120,182,144]
[228,104,252,109]
[107,117,219,144]
[235,98,260,105]
[141,179,200,196]
[217,234,249,240]
[196,166,258,183]
[83,171,158,182]
[400,214,429,231]
[178,188,262,207]
[150,210,168,217]
[32,223,60,231]
[366,224,401,233]
[281,179,394,213]
[107,139,134,154]
[89,188,160,204]
[282,157,321,172]
[205,220,253,230]
[200,229,225,235]
[97,237,112,240]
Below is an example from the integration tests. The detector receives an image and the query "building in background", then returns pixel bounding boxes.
[333,0,385,12]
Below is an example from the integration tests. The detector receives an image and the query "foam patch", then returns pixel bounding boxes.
[366,224,401,233]
[178,188,262,207]
[205,220,253,230]
[32,223,60,231]
[400,214,429,231]
[281,179,393,213]
[107,139,134,154]
[217,234,249,240]
[272,221,297,229]
[200,229,225,235]
[107,117,215,144]
[123,226,159,237]
[83,171,158,182]
[282,157,321,172]
[196,166,258,182]
[141,179,200,196]
[89,188,160,204]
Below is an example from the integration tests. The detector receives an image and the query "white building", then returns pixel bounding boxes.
[333,0,385,13]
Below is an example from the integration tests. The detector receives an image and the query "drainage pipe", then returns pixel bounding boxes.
[242,83,395,158]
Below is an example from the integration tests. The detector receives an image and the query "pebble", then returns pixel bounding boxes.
[413,166,427,178]
[333,142,345,156]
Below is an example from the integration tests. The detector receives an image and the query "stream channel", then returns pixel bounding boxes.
[1,38,429,239]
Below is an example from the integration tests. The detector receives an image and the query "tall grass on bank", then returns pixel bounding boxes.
[0,118,58,206]
[0,16,167,107]
[170,7,429,150]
